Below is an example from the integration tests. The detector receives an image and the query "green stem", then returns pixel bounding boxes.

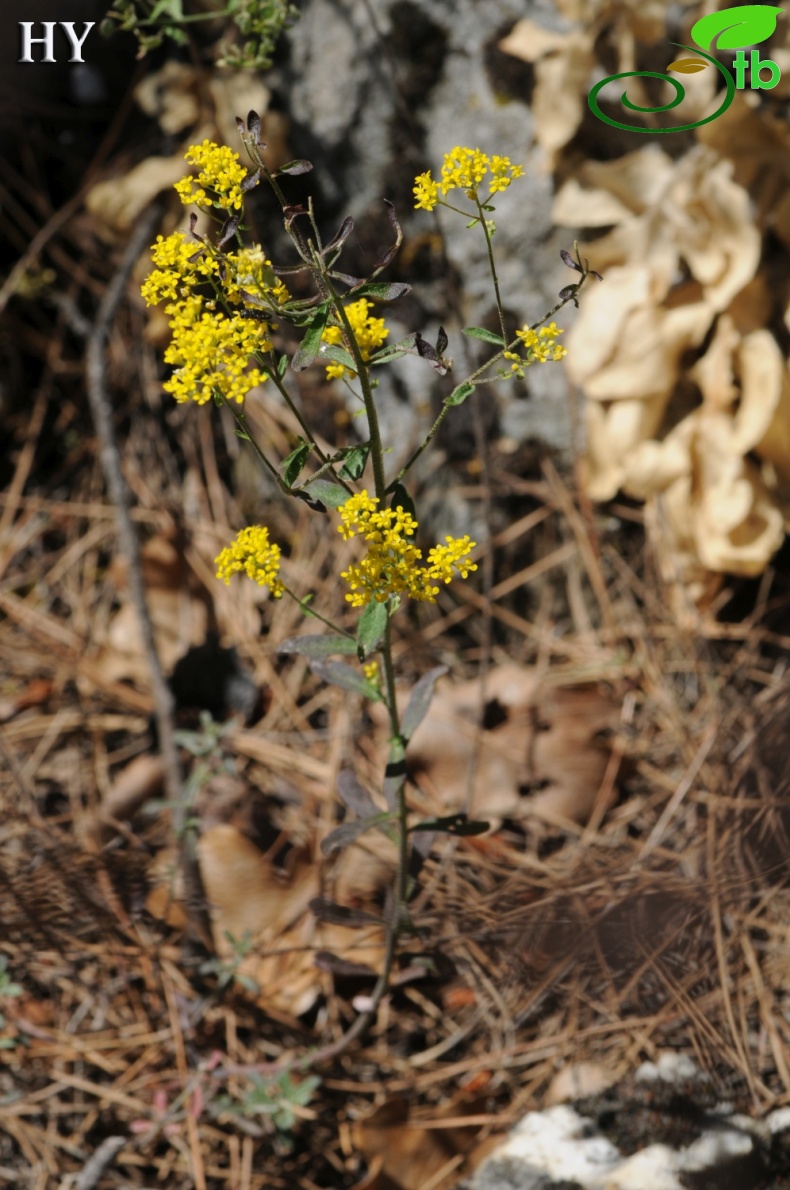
[475,197,506,345]
[283,587,353,638]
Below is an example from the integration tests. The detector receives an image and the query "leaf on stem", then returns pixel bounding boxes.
[276,159,314,176]
[292,302,331,371]
[282,439,312,488]
[356,599,387,658]
[339,443,371,482]
[351,281,412,301]
[401,665,448,742]
[370,334,418,365]
[278,634,357,659]
[318,342,356,373]
[444,381,475,406]
[310,659,383,700]
[462,326,505,346]
[302,477,349,509]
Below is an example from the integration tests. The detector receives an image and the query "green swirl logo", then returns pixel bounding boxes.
[588,5,784,134]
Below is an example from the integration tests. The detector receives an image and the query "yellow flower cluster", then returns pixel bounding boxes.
[224,246,290,308]
[338,491,477,607]
[140,230,219,305]
[215,526,284,597]
[140,230,277,406]
[322,300,389,380]
[504,322,567,373]
[413,147,524,211]
[163,306,270,405]
[174,140,249,212]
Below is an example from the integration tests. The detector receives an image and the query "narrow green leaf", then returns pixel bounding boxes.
[282,439,311,488]
[318,342,356,373]
[321,812,393,855]
[445,382,475,407]
[339,443,370,482]
[410,813,490,836]
[310,659,383,700]
[292,302,331,371]
[462,326,505,346]
[278,634,357,659]
[401,665,448,742]
[357,600,387,658]
[302,478,349,509]
[277,353,289,378]
[350,281,411,301]
[276,159,314,175]
[369,334,417,365]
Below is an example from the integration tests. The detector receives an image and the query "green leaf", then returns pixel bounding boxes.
[349,281,411,301]
[278,634,357,659]
[389,482,417,523]
[282,439,311,488]
[339,443,370,481]
[302,477,349,509]
[401,665,448,742]
[321,812,393,855]
[369,334,417,365]
[337,769,380,817]
[462,326,505,346]
[318,342,356,373]
[292,302,331,371]
[445,382,475,407]
[310,659,383,700]
[276,159,314,175]
[277,352,289,378]
[410,813,490,836]
[357,600,387,658]
[691,5,783,50]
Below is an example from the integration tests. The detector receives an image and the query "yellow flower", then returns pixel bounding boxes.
[175,140,249,212]
[337,491,476,607]
[215,526,284,596]
[321,300,388,381]
[163,308,271,405]
[514,323,568,367]
[413,147,524,211]
[140,231,218,306]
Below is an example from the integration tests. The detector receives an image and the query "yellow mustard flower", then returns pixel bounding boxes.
[322,299,389,381]
[337,491,477,607]
[215,526,284,596]
[163,308,271,405]
[140,231,219,306]
[515,323,567,365]
[413,147,524,211]
[174,140,249,212]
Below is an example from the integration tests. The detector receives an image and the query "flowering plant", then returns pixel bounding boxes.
[140,114,598,1058]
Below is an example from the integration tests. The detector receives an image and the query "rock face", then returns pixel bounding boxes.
[275,0,581,457]
[463,1055,790,1190]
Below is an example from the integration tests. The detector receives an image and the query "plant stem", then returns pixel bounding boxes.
[476,197,507,345]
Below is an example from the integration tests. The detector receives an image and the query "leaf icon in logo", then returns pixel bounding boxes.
[667,58,709,73]
[691,5,784,51]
